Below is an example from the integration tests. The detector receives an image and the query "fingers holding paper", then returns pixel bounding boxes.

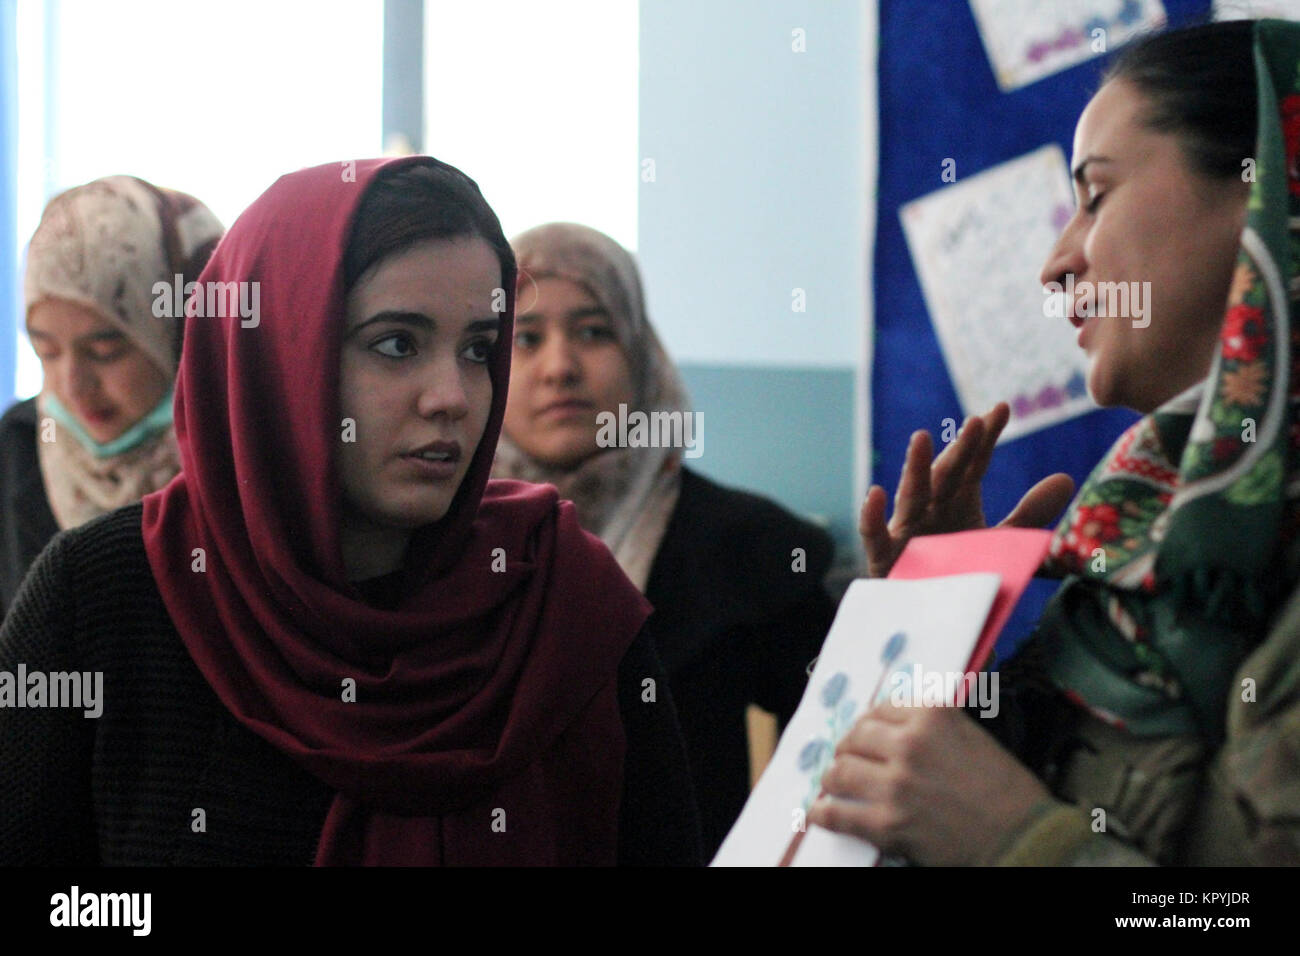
[806,703,1052,866]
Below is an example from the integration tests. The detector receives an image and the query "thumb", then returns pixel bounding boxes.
[998,473,1075,529]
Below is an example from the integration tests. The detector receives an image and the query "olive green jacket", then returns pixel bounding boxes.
[996,586,1300,866]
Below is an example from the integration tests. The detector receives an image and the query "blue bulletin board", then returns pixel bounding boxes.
[872,0,1212,658]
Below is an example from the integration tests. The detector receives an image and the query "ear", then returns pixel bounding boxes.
[1209,177,1252,248]
[1232,175,1252,230]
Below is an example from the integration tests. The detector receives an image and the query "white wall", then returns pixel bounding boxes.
[637,0,874,539]
[637,0,870,370]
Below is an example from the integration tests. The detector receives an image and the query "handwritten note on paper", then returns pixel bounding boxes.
[1213,0,1300,20]
[710,574,1001,868]
[969,0,1167,92]
[901,144,1092,444]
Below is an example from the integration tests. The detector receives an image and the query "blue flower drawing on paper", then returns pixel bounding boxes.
[821,672,848,709]
[798,633,911,811]
[837,696,856,724]
[799,671,857,811]
[798,738,830,773]
[869,631,909,708]
[877,664,914,708]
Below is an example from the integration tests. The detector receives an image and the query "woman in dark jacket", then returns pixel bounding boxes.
[493,222,837,858]
[0,176,222,617]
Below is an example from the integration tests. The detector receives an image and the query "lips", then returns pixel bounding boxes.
[1061,292,1090,349]
[400,440,463,481]
[76,406,117,425]
[403,440,462,463]
[1064,292,1084,329]
[1063,291,1092,355]
[537,399,592,418]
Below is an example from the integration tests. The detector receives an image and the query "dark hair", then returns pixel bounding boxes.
[1103,20,1256,180]
[343,160,515,297]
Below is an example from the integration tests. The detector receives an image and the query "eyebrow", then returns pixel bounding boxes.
[347,310,501,337]
[515,306,610,325]
[26,328,124,342]
[566,307,609,322]
[1072,156,1114,183]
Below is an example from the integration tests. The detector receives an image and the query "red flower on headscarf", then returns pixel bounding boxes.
[1212,436,1244,463]
[1222,304,1269,361]
[1282,94,1300,198]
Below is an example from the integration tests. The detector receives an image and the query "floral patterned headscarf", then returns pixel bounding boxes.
[1042,19,1300,741]
[24,176,223,529]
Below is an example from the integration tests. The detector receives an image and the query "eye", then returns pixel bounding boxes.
[86,341,130,363]
[514,329,541,350]
[461,336,496,364]
[1084,190,1104,214]
[576,323,616,343]
[370,332,417,358]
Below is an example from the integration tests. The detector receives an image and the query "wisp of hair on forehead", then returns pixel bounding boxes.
[343,161,516,296]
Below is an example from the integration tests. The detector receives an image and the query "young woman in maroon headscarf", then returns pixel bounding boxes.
[0,156,701,866]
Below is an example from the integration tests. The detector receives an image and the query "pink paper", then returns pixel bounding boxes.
[888,528,1052,672]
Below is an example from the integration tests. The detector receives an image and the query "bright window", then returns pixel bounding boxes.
[13,0,384,398]
[423,0,639,251]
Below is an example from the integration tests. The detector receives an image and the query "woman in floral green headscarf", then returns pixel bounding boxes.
[817,18,1300,865]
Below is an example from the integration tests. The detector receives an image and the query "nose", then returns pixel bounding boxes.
[415,353,471,421]
[55,354,101,410]
[1039,214,1088,289]
[536,332,581,386]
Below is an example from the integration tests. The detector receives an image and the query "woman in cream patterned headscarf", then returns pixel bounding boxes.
[493,222,690,589]
[493,222,837,858]
[0,175,222,614]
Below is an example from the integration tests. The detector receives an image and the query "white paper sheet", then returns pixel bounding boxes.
[969,0,1167,91]
[710,574,1001,867]
[901,144,1093,444]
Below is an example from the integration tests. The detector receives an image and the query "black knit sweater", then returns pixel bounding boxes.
[0,503,702,865]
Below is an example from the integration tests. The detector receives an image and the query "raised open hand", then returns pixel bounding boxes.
[860,403,1075,578]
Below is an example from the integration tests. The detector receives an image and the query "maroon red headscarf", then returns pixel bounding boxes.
[141,157,650,865]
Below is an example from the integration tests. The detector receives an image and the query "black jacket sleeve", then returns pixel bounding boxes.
[0,399,62,622]
[615,627,704,866]
[0,529,98,865]
[751,582,839,727]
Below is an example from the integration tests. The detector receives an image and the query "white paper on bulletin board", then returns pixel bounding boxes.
[969,0,1167,92]
[1213,0,1300,20]
[900,144,1093,444]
